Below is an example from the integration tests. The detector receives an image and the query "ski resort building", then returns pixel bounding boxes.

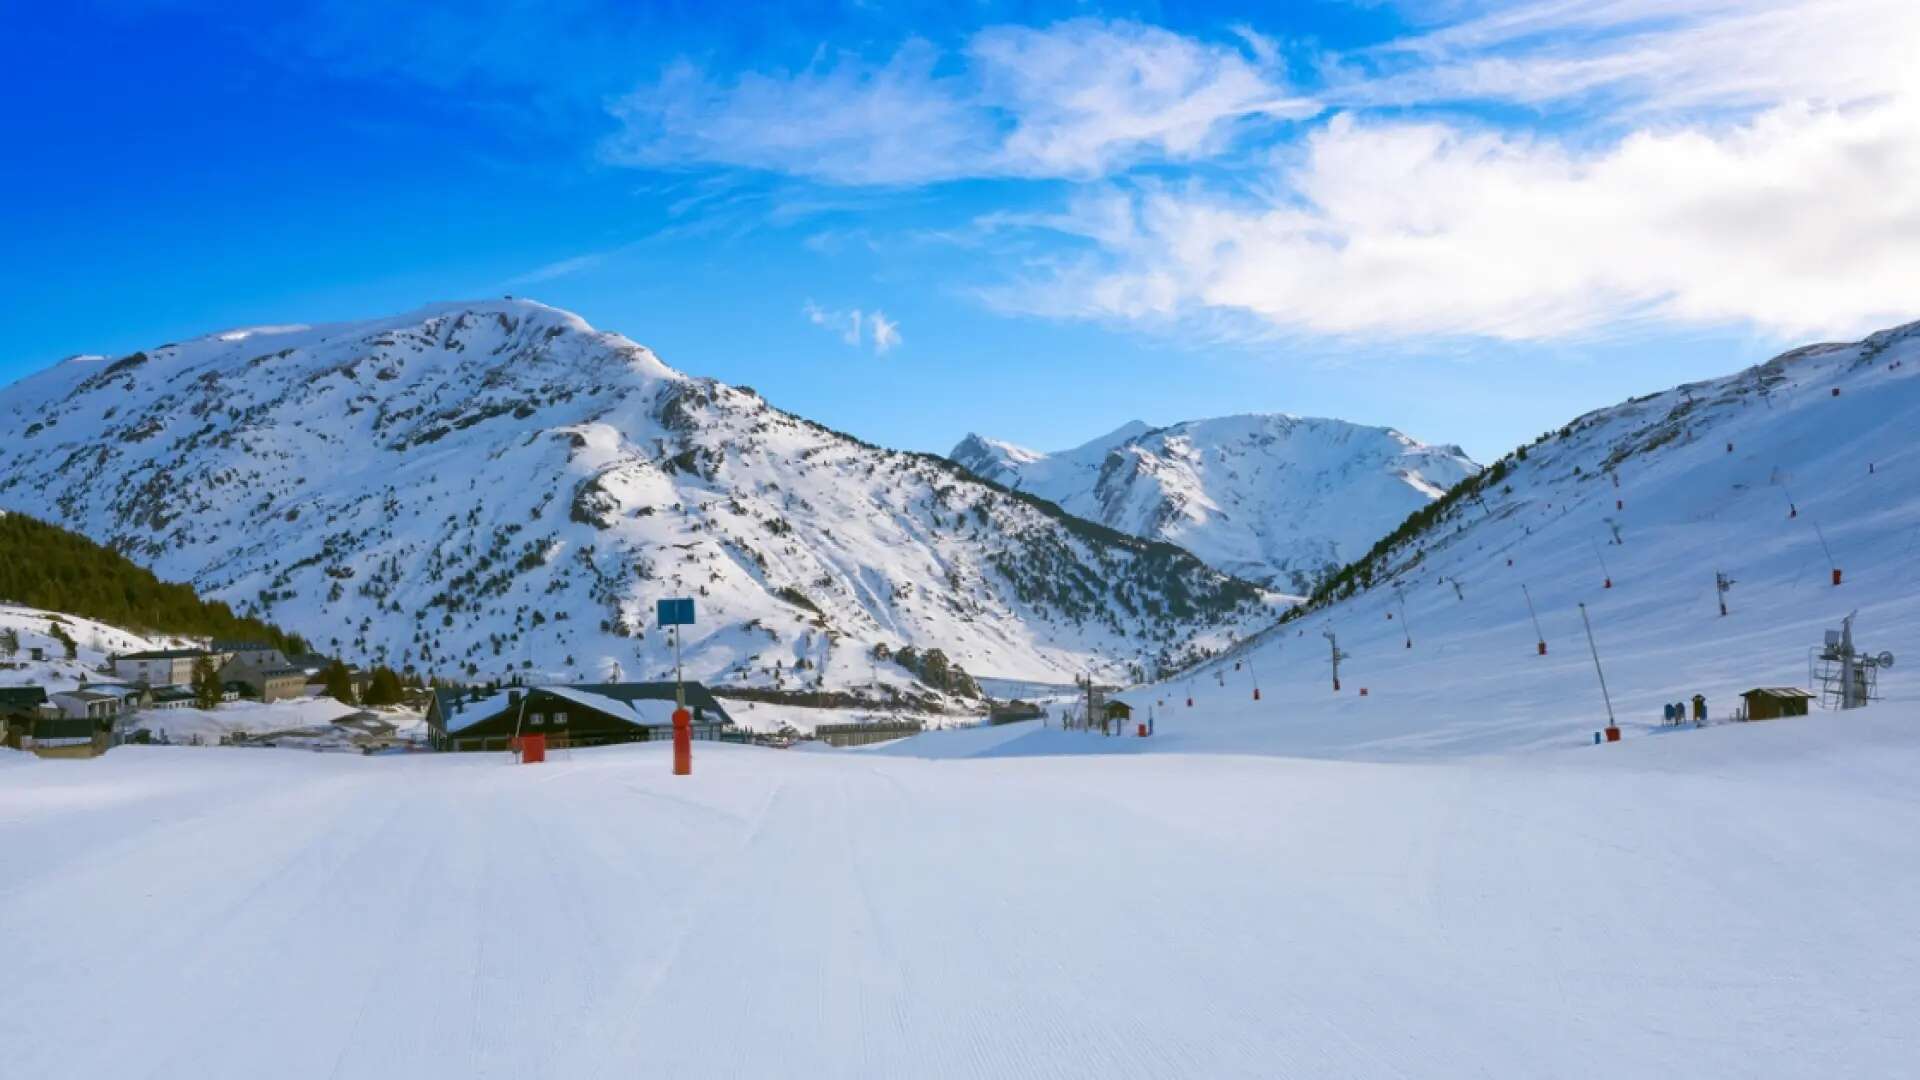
[1740,687,1815,722]
[49,689,122,723]
[212,641,285,670]
[113,648,211,688]
[1,686,55,749]
[814,719,924,747]
[425,681,732,751]
[218,649,308,702]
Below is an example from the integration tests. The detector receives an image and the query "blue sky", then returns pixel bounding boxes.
[4,1,1915,463]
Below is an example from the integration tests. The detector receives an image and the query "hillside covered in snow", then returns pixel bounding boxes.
[952,415,1478,592]
[0,301,1276,697]
[0,603,183,692]
[1098,320,1920,759]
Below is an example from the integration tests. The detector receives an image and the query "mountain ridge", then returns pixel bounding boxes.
[0,299,1276,695]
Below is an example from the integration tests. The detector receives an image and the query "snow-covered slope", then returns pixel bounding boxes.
[1105,321,1920,759]
[0,300,1275,692]
[0,603,183,691]
[9,711,1919,1078]
[953,415,1478,592]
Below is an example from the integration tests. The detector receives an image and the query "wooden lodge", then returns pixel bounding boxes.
[1740,687,1814,722]
[426,680,732,751]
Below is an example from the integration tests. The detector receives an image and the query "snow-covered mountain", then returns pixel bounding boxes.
[1119,319,1920,759]
[0,300,1276,694]
[952,415,1479,592]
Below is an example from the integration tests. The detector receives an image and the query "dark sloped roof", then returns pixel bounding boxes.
[431,680,732,732]
[120,648,208,660]
[54,689,121,702]
[0,685,50,708]
[568,680,729,711]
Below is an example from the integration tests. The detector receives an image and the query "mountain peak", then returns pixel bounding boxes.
[953,412,1480,592]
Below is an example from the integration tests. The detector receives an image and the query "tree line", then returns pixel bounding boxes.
[0,511,308,652]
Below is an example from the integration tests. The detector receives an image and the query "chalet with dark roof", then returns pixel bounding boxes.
[426,681,732,751]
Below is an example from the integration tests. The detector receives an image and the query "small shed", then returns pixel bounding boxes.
[1102,700,1134,722]
[989,699,1045,726]
[1741,687,1814,721]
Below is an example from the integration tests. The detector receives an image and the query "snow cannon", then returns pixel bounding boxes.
[1186,696,1193,707]
[672,707,692,776]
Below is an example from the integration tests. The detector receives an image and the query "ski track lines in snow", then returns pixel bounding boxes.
[7,719,1920,1079]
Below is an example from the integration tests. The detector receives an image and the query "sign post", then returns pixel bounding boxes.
[657,597,695,775]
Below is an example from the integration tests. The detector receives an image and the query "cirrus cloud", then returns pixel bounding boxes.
[603,19,1315,185]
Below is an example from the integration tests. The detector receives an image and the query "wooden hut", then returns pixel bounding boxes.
[1740,687,1814,721]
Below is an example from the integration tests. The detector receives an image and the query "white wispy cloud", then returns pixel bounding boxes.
[603,19,1313,185]
[869,311,902,354]
[804,300,901,354]
[981,0,1920,342]
[502,251,612,287]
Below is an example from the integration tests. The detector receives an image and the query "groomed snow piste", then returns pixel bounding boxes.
[5,705,1918,1079]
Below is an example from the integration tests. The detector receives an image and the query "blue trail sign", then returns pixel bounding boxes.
[657,597,695,627]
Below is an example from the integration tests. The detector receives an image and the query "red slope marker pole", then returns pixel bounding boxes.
[672,707,692,775]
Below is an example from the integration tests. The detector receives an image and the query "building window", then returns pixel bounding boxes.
[529,713,544,726]
[553,710,568,725]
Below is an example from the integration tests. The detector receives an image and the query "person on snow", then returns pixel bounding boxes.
[1692,694,1707,725]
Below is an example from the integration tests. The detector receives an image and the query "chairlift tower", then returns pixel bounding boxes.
[1812,612,1893,710]
[1323,628,1349,692]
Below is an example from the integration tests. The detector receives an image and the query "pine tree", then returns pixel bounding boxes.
[50,622,78,659]
[323,660,357,704]
[362,666,404,706]
[191,655,221,710]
